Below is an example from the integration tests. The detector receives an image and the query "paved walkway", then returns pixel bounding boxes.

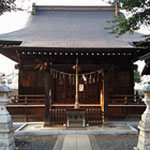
[62,135,92,150]
[53,135,100,150]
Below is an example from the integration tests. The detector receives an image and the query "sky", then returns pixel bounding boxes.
[0,0,147,75]
[0,11,29,75]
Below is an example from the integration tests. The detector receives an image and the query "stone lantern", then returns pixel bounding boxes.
[0,83,15,150]
[134,81,150,150]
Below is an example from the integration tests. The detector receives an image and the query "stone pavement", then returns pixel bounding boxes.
[14,122,138,135]
[53,134,138,150]
[13,122,139,150]
[53,135,100,150]
[62,135,92,150]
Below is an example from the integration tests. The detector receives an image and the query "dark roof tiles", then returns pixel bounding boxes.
[0,11,143,47]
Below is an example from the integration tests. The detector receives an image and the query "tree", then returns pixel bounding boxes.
[0,0,16,15]
[105,0,150,41]
[134,69,141,83]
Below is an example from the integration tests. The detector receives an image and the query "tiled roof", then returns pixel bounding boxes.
[0,7,143,48]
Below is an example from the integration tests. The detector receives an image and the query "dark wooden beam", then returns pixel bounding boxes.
[16,51,23,95]
[44,59,52,126]
[1,45,147,63]
[3,45,145,53]
[103,71,109,123]
[130,62,134,95]
[0,40,22,46]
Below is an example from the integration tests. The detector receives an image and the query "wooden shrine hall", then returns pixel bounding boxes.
[0,5,149,126]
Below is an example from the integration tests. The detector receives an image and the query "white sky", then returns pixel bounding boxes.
[0,11,30,75]
[0,0,146,75]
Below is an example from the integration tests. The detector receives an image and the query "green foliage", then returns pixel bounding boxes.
[0,0,16,15]
[134,69,141,83]
[105,0,150,41]
[16,147,22,150]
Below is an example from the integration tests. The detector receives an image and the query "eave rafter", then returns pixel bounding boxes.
[0,45,148,63]
[0,40,22,47]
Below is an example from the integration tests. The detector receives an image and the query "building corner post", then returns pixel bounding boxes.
[44,59,52,127]
[102,71,110,127]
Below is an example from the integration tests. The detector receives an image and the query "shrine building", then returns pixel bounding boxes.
[0,5,149,126]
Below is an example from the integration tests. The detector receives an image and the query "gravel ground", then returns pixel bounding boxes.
[15,136,57,150]
[95,135,138,150]
[15,135,138,150]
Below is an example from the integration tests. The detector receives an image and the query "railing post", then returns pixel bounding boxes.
[0,84,16,150]
[134,82,150,150]
[25,96,27,105]
[124,96,128,118]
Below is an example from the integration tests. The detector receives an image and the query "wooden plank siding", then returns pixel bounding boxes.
[49,108,103,124]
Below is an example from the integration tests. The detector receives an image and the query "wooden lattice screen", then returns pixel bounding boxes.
[49,108,103,124]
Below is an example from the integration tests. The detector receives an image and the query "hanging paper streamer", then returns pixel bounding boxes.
[62,73,65,79]
[82,74,86,82]
[51,68,102,84]
[89,74,92,84]
[93,74,95,83]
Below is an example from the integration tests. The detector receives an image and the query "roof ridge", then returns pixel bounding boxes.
[32,4,115,13]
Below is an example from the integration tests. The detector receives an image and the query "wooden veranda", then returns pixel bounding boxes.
[7,94,145,123]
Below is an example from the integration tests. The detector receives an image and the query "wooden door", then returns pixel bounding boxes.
[53,73,102,105]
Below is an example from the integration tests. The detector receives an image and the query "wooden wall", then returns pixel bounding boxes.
[108,70,132,95]
[19,70,45,94]
[19,63,133,104]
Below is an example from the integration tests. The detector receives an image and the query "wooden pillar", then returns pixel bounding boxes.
[16,51,22,95]
[130,63,134,95]
[18,69,22,95]
[44,59,52,127]
[74,56,80,109]
[103,71,109,125]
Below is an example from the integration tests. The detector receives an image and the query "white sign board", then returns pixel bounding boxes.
[79,84,84,91]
